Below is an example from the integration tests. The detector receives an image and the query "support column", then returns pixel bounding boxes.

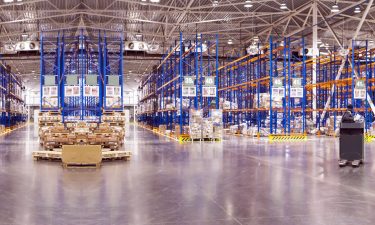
[312,0,318,126]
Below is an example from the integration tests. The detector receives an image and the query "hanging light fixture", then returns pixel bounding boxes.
[21,29,28,39]
[150,0,160,3]
[212,0,218,7]
[135,30,142,38]
[331,1,339,13]
[227,39,233,45]
[354,7,361,13]
[280,2,287,10]
[244,0,253,8]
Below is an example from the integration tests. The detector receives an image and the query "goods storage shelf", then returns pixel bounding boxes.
[218,37,375,136]
[0,62,26,130]
[137,32,220,136]
[40,29,124,123]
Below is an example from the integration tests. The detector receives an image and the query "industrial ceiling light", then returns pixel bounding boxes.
[212,0,218,7]
[140,0,147,5]
[331,1,339,13]
[354,7,361,13]
[3,0,14,3]
[135,30,142,38]
[280,2,287,10]
[227,39,233,45]
[21,30,28,39]
[244,0,253,8]
[149,0,160,3]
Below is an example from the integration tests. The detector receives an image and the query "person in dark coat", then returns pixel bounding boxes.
[342,104,355,123]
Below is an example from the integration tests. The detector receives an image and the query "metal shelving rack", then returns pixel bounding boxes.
[40,29,124,123]
[137,66,157,127]
[0,64,6,129]
[0,63,26,130]
[218,37,308,136]
[307,41,375,134]
[137,32,219,135]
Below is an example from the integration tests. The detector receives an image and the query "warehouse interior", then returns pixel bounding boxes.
[1,0,375,224]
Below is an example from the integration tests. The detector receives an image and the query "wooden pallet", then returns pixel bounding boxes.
[190,138,222,142]
[32,150,132,162]
[102,151,132,161]
[32,150,62,161]
[62,163,101,168]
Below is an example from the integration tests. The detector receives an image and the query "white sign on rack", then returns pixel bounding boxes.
[272,88,285,98]
[65,86,80,97]
[182,85,196,97]
[290,88,303,98]
[84,86,99,97]
[202,86,216,97]
[354,89,366,99]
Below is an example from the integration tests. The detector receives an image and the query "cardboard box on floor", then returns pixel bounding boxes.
[62,145,102,166]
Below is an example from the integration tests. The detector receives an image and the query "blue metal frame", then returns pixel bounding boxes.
[137,32,219,134]
[40,29,124,123]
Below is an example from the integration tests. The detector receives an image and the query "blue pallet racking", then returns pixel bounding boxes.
[40,29,124,123]
[0,65,5,129]
[137,32,219,134]
[0,62,26,130]
[218,37,309,135]
[308,40,375,134]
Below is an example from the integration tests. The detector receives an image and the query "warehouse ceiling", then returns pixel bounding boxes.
[0,0,374,92]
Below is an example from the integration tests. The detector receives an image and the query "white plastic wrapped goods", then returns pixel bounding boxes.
[222,100,238,110]
[230,125,238,134]
[189,123,202,139]
[202,119,214,138]
[176,98,190,109]
[253,93,283,108]
[189,109,203,139]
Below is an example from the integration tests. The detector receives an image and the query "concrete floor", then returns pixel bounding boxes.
[0,125,375,225]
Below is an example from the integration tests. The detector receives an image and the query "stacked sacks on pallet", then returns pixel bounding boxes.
[368,122,375,135]
[290,116,314,134]
[220,98,238,110]
[174,124,189,137]
[229,125,238,134]
[325,115,342,136]
[189,109,203,139]
[211,109,223,139]
[202,119,214,139]
[158,125,167,134]
[253,93,283,108]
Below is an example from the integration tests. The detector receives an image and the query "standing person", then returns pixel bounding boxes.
[342,104,355,123]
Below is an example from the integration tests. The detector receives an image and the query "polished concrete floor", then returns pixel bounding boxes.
[0,125,375,225]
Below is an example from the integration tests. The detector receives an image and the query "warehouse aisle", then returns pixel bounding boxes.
[1,125,375,225]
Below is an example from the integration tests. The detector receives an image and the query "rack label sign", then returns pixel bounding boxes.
[203,76,215,86]
[290,88,303,98]
[202,86,216,97]
[43,86,58,97]
[355,80,365,89]
[273,78,283,88]
[84,86,99,97]
[65,86,80,97]
[183,76,195,86]
[292,78,302,88]
[354,89,366,99]
[354,80,366,99]
[272,88,285,98]
[182,85,196,97]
